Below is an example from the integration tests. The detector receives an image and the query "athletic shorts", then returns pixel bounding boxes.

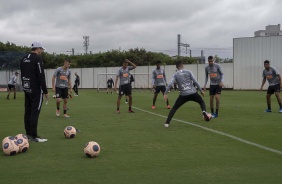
[55,87,69,99]
[267,83,280,94]
[154,86,166,94]
[8,84,16,90]
[209,85,222,96]
[107,85,112,89]
[118,84,131,96]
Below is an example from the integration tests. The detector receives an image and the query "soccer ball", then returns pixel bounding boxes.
[64,126,77,138]
[15,134,29,153]
[84,141,100,158]
[203,113,212,121]
[2,136,19,156]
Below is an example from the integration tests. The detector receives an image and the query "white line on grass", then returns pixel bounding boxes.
[133,106,282,155]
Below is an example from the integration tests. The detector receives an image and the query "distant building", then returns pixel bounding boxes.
[254,24,282,37]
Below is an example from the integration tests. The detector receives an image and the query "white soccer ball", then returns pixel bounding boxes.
[15,134,29,153]
[64,126,77,138]
[203,113,212,121]
[84,141,100,158]
[2,136,19,156]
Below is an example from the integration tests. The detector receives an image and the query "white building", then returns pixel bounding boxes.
[254,24,282,37]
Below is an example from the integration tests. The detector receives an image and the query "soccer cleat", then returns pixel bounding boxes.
[166,105,171,109]
[264,109,272,112]
[74,94,78,96]
[125,101,128,104]
[211,113,218,118]
[56,110,60,117]
[279,108,282,113]
[128,110,135,113]
[152,106,156,109]
[33,137,48,142]
[116,110,120,114]
[64,114,70,118]
[164,123,169,128]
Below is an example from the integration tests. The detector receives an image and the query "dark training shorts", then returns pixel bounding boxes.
[55,87,69,99]
[267,83,280,94]
[118,84,132,96]
[209,85,222,96]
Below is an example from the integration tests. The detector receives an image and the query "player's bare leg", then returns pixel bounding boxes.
[274,92,282,112]
[56,98,61,116]
[265,94,272,112]
[128,94,134,113]
[210,95,214,114]
[116,95,122,113]
[215,94,220,116]
[63,99,69,117]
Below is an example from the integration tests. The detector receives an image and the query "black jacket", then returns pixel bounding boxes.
[20,53,48,94]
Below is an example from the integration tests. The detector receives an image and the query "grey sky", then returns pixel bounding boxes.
[0,0,281,58]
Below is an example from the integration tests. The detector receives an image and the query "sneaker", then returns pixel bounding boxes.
[56,110,60,116]
[279,108,282,113]
[128,110,135,113]
[33,137,48,142]
[64,114,70,118]
[211,113,218,118]
[265,109,272,112]
[74,94,78,96]
[166,105,171,109]
[116,110,120,114]
[164,123,169,128]
[125,101,128,104]
[152,105,156,109]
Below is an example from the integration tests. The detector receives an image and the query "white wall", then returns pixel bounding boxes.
[233,36,282,90]
[0,63,234,89]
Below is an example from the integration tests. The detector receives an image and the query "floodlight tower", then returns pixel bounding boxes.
[83,36,89,54]
[177,34,190,56]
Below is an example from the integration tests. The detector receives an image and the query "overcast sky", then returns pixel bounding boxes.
[0,0,281,58]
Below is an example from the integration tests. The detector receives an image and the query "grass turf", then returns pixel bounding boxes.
[1,89,282,184]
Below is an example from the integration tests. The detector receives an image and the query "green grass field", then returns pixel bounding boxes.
[1,89,282,184]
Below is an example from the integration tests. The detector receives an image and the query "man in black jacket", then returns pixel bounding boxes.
[20,42,49,142]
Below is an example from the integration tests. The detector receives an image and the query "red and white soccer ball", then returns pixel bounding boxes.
[64,126,77,138]
[203,113,212,121]
[15,134,29,153]
[2,136,19,156]
[84,141,100,158]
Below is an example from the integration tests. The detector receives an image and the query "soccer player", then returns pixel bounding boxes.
[163,61,210,127]
[7,72,19,100]
[73,72,80,96]
[52,60,72,118]
[260,60,282,112]
[20,41,48,142]
[125,73,134,103]
[204,56,224,118]
[106,76,114,94]
[151,60,170,109]
[114,59,136,113]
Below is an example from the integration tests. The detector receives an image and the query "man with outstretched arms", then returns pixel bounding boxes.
[163,61,210,127]
[114,59,136,113]
[260,60,282,112]
[204,56,224,118]
[151,60,170,109]
[52,60,72,118]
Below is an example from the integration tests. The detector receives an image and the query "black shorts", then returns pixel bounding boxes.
[118,84,131,96]
[8,84,16,90]
[209,85,222,96]
[267,84,280,94]
[154,86,166,94]
[55,87,69,99]
[107,85,112,89]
